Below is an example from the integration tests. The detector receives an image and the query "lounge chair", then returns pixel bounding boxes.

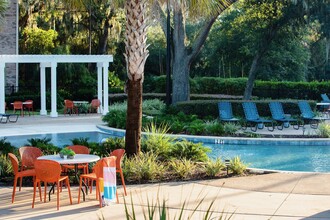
[0,114,19,123]
[218,101,240,122]
[320,93,330,112]
[298,100,328,128]
[268,102,300,130]
[242,102,274,132]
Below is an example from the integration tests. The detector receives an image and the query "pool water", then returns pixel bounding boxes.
[207,143,330,173]
[4,131,117,148]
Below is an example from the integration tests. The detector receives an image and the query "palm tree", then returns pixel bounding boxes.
[124,0,149,156]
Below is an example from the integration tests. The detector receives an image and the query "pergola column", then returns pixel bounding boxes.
[40,62,50,115]
[50,62,58,117]
[97,62,103,113]
[102,62,109,115]
[0,63,5,114]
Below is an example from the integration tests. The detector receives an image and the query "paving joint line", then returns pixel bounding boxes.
[270,174,303,219]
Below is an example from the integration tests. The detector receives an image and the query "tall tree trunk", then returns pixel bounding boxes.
[243,52,262,100]
[171,2,189,103]
[125,79,143,156]
[124,0,149,157]
[326,37,330,67]
[98,17,110,54]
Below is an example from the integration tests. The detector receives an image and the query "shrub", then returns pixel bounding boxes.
[142,99,166,116]
[184,119,206,135]
[142,123,176,160]
[71,137,90,146]
[223,123,240,135]
[26,138,61,154]
[0,154,12,177]
[170,140,210,162]
[123,152,165,183]
[0,138,16,155]
[317,122,330,138]
[204,158,225,177]
[102,109,127,128]
[229,157,247,175]
[168,159,196,179]
[204,120,224,136]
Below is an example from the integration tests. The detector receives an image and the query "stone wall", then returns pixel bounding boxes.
[0,0,17,94]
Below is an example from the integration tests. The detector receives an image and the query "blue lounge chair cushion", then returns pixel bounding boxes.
[218,102,239,122]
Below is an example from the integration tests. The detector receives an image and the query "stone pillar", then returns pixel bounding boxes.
[0,0,18,94]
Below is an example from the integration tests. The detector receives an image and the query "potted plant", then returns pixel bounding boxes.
[59,148,76,159]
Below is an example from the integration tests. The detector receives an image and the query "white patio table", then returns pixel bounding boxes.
[37,154,100,201]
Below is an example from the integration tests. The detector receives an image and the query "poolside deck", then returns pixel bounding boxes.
[1,115,330,219]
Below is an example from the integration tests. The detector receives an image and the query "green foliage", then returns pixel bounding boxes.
[0,154,12,177]
[229,157,247,175]
[123,194,234,220]
[26,138,61,155]
[204,158,225,177]
[168,159,196,180]
[109,71,124,93]
[123,152,165,183]
[60,148,76,156]
[142,123,175,160]
[184,119,205,135]
[204,120,225,136]
[223,123,240,136]
[102,109,127,128]
[21,27,58,54]
[317,122,330,138]
[0,138,16,155]
[170,140,210,162]
[98,138,125,157]
[142,99,166,116]
[71,137,90,147]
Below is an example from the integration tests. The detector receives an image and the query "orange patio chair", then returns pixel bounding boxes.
[62,145,90,174]
[18,146,43,190]
[24,100,34,116]
[13,101,24,116]
[32,160,72,210]
[63,99,77,115]
[110,149,127,196]
[8,153,40,203]
[77,156,118,207]
[89,99,101,113]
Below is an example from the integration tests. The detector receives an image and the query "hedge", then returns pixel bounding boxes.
[143,76,330,100]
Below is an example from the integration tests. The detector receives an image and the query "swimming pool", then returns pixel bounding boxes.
[3,130,330,173]
[207,143,330,173]
[3,131,121,148]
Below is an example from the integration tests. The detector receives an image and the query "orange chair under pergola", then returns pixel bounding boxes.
[89,99,101,113]
[24,100,34,116]
[63,99,77,115]
[13,101,24,116]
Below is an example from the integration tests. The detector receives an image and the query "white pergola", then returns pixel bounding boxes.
[0,54,113,117]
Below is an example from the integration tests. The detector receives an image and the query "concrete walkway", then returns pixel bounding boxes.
[0,115,330,219]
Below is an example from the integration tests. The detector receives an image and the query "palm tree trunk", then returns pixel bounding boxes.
[124,0,149,156]
[125,79,143,156]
